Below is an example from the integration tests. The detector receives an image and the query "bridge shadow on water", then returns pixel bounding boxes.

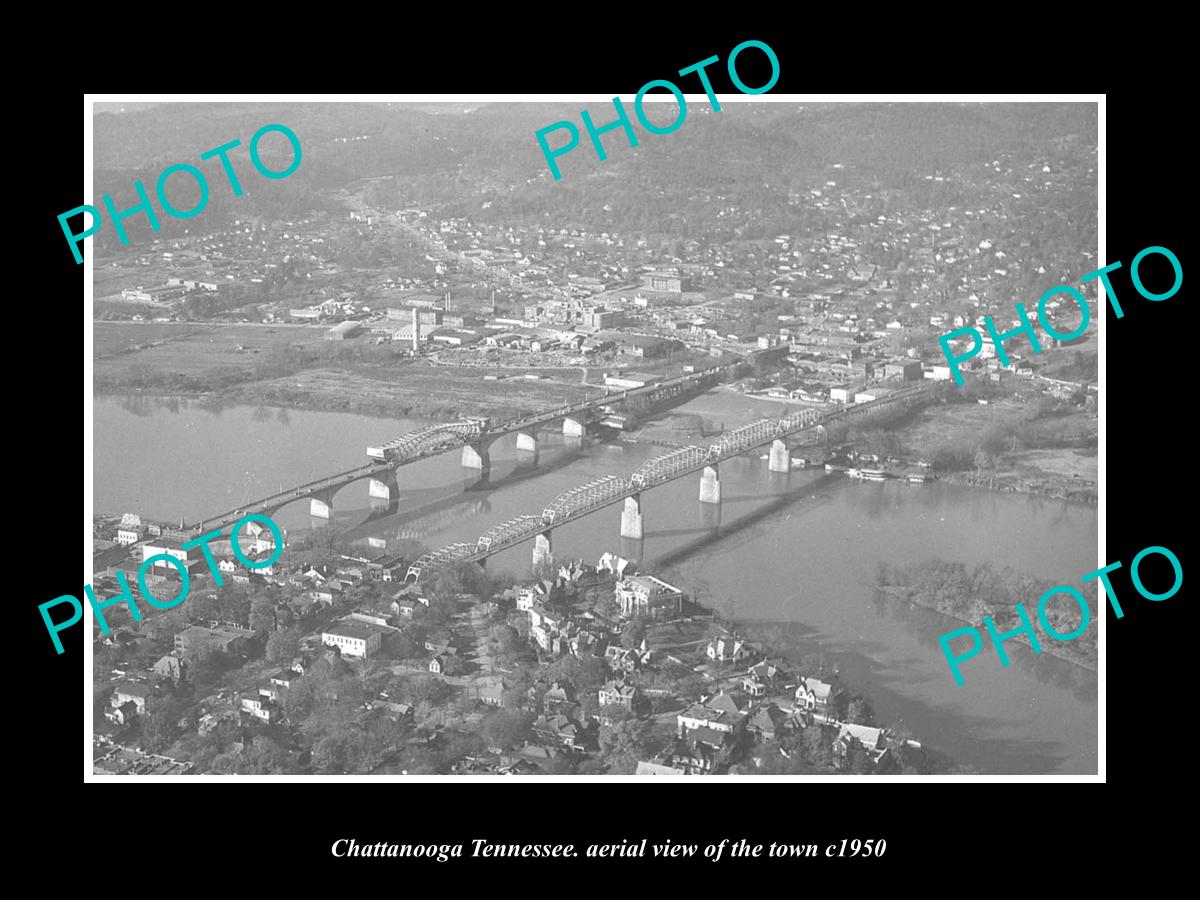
[339,436,613,543]
[648,472,844,569]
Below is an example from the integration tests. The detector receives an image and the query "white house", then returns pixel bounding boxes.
[321,622,381,659]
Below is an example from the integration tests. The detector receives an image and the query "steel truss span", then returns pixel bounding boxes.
[405,383,941,582]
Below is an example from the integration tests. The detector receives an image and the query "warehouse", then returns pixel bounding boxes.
[324,321,362,341]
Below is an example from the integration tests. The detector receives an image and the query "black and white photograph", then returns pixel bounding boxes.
[76,94,1105,782]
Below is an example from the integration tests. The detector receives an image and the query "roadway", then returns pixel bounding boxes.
[406,382,939,580]
[191,364,730,532]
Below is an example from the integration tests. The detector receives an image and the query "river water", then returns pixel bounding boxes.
[94,394,1099,774]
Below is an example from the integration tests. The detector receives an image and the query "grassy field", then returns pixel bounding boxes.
[93,321,597,418]
[239,365,595,418]
[94,321,328,369]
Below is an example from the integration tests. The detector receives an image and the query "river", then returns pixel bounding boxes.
[93,393,1099,774]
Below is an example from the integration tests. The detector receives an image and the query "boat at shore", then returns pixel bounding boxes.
[825,455,851,473]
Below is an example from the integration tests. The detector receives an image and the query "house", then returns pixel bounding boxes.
[533,713,589,750]
[152,655,184,683]
[321,622,381,659]
[614,574,683,618]
[686,726,729,753]
[706,636,753,664]
[834,723,890,766]
[106,700,139,725]
[746,659,787,683]
[516,587,541,612]
[116,526,142,546]
[636,760,689,776]
[174,624,254,659]
[604,643,651,673]
[268,669,302,689]
[598,680,639,712]
[370,699,414,720]
[742,659,787,696]
[239,691,275,722]
[256,681,285,702]
[542,681,575,711]
[140,536,205,573]
[638,741,715,775]
[742,677,768,697]
[746,704,787,742]
[794,677,835,713]
[677,691,748,736]
[111,683,152,715]
[478,681,505,707]
[302,563,335,584]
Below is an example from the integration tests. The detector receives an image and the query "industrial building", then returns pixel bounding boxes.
[325,321,362,340]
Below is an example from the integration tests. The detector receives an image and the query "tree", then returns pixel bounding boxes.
[847,747,875,775]
[266,629,300,664]
[249,596,277,634]
[801,724,834,769]
[188,646,234,688]
[283,677,314,722]
[480,710,533,750]
[598,714,656,774]
[845,697,873,726]
[405,677,454,707]
[620,616,648,649]
[140,704,183,754]
[312,733,356,774]
[531,755,576,775]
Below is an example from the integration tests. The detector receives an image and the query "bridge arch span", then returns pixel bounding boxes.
[261,469,387,519]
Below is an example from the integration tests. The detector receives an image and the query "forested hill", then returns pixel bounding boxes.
[91,101,1095,243]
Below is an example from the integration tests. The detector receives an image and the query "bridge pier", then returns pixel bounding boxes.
[562,416,586,438]
[699,464,722,505]
[368,470,399,500]
[533,531,553,571]
[516,429,538,453]
[620,535,643,567]
[620,494,644,540]
[769,438,791,474]
[461,440,492,473]
[310,493,334,519]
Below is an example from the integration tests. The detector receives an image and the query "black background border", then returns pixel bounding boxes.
[20,23,1189,882]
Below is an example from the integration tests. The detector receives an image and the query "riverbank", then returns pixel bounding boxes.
[937,469,1097,506]
[875,561,1097,673]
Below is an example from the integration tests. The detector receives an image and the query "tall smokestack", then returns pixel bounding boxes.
[412,306,419,354]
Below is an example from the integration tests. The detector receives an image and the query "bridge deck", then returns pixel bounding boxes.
[406,382,938,580]
[189,366,726,532]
